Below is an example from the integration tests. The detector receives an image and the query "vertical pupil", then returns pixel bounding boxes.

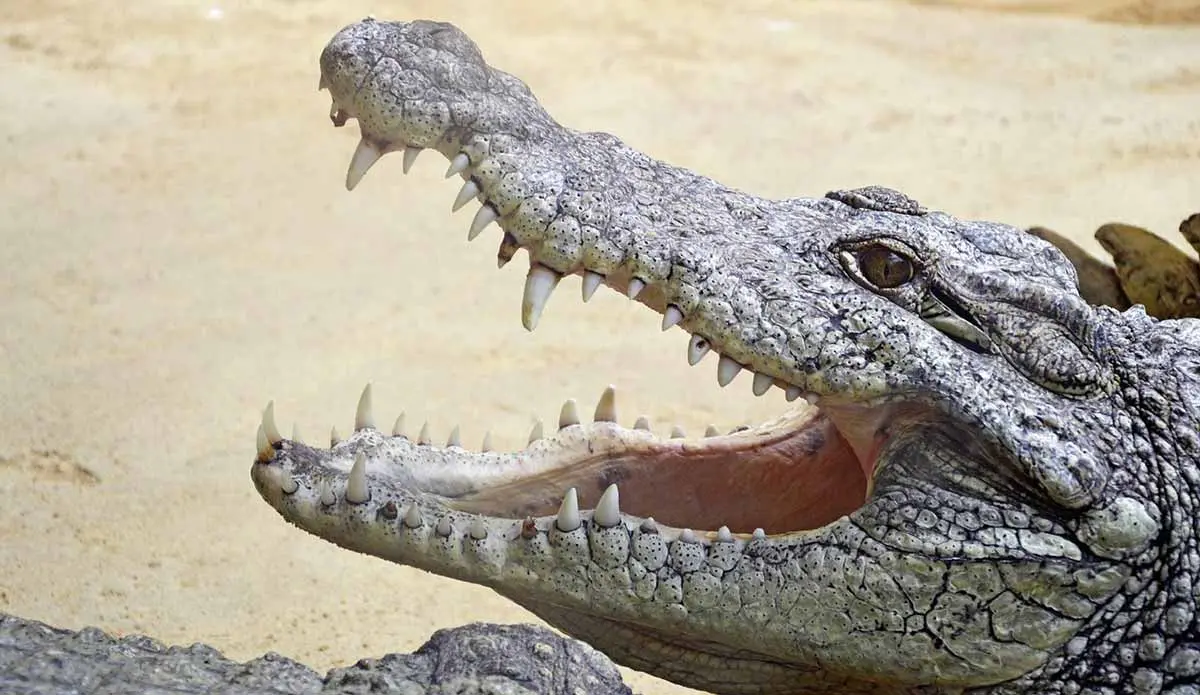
[861,246,912,288]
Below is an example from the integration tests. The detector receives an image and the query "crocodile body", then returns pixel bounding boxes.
[250,18,1200,695]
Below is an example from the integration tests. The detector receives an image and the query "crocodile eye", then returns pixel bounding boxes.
[857,245,914,289]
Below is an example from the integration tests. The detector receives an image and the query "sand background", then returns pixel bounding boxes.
[1,1,1197,693]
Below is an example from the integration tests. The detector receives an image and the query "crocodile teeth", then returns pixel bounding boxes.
[255,424,273,462]
[627,278,646,299]
[580,271,604,302]
[785,386,802,402]
[687,335,711,366]
[278,469,298,494]
[528,419,544,444]
[446,425,461,448]
[752,528,766,540]
[354,383,374,431]
[558,398,580,429]
[661,305,683,331]
[262,401,282,445]
[445,153,470,178]
[670,425,686,438]
[346,451,370,504]
[436,516,453,537]
[679,529,697,543]
[704,425,720,438]
[330,426,341,447]
[717,355,742,387]
[417,422,432,445]
[555,487,581,532]
[593,484,620,527]
[752,372,773,397]
[403,504,423,528]
[497,233,519,268]
[345,138,382,191]
[452,180,480,212]
[391,413,406,437]
[318,479,335,506]
[468,205,497,241]
[522,263,561,331]
[593,385,617,423]
[401,146,422,174]
[481,432,493,452]
[717,526,733,543]
[291,423,304,445]
[468,517,488,540]
[633,416,651,431]
[640,517,658,533]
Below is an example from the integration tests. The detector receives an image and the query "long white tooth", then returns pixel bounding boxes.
[403,504,423,528]
[262,401,282,444]
[468,205,498,241]
[670,425,686,438]
[581,271,604,302]
[522,264,561,331]
[318,479,335,506]
[418,422,432,445]
[279,470,298,494]
[705,425,720,438]
[291,423,304,445]
[446,426,461,448]
[627,278,646,299]
[785,386,802,402]
[468,517,488,540]
[346,452,370,504]
[355,383,374,431]
[401,146,422,173]
[528,419,544,444]
[497,233,519,268]
[558,399,580,429]
[661,305,684,331]
[481,431,493,452]
[593,484,620,527]
[555,487,581,532]
[717,355,742,387]
[345,138,382,191]
[255,424,273,461]
[392,413,406,437]
[752,372,773,396]
[593,385,617,423]
[444,152,470,178]
[452,180,480,212]
[687,335,711,366]
[330,426,341,447]
[633,416,651,431]
[717,526,733,543]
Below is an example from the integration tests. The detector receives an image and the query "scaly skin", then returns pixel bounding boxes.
[251,18,1200,695]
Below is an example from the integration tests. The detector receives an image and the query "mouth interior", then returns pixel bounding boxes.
[447,405,879,536]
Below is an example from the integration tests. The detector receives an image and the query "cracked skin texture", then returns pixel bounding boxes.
[247,18,1200,695]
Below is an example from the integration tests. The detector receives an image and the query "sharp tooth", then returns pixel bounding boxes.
[704,425,720,438]
[468,205,498,241]
[661,305,684,331]
[346,451,370,504]
[555,487,581,532]
[417,422,432,445]
[446,426,461,448]
[679,529,697,543]
[717,355,742,387]
[445,152,470,178]
[805,393,820,406]
[558,398,580,429]
[497,233,520,268]
[481,431,493,452]
[354,383,374,431]
[279,470,298,494]
[752,372,773,396]
[687,335,711,366]
[522,264,561,331]
[593,484,620,527]
[402,146,422,173]
[717,526,733,543]
[330,426,341,447]
[468,517,488,540]
[785,386,802,402]
[318,479,335,506]
[670,425,686,438]
[345,138,382,191]
[255,424,274,462]
[752,528,766,540]
[392,413,406,437]
[528,420,544,444]
[640,517,659,533]
[436,516,453,537]
[403,504,424,528]
[633,416,651,431]
[581,271,604,301]
[291,423,304,445]
[627,278,646,299]
[593,385,617,423]
[452,180,480,212]
[262,401,282,444]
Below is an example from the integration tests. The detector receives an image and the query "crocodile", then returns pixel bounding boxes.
[250,17,1200,695]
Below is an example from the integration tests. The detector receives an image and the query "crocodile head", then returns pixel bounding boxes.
[251,19,1200,695]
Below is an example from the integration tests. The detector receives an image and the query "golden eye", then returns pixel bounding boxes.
[857,245,914,289]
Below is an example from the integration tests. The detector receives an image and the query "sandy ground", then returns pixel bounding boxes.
[1,1,1198,693]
